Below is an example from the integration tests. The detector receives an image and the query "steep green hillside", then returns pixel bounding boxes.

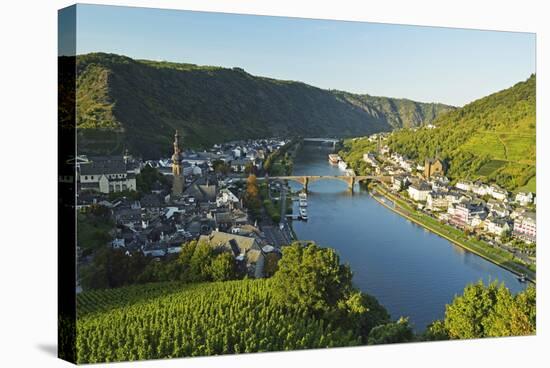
[343,75,536,192]
[74,53,454,158]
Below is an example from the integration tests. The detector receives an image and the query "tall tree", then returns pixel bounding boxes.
[271,242,353,313]
[210,252,236,281]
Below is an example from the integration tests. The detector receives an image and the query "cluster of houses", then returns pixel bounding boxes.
[143,138,289,177]
[76,137,291,279]
[362,139,536,245]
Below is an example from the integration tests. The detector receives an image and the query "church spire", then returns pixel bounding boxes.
[171,130,184,196]
[173,130,181,156]
[172,130,182,176]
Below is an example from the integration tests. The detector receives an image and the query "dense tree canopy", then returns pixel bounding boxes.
[271,243,353,314]
[423,281,536,340]
[80,240,241,290]
[367,317,414,345]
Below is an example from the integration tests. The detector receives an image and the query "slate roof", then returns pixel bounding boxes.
[80,157,127,175]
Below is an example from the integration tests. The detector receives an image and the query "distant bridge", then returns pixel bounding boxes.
[302,138,340,148]
[265,175,392,193]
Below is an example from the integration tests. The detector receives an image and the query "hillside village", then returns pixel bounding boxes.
[75,135,293,288]
[348,132,536,263]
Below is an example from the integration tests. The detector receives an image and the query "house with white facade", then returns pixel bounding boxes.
[488,185,509,201]
[449,199,486,228]
[216,188,240,208]
[408,181,431,202]
[515,192,535,206]
[513,212,536,243]
[426,192,449,211]
[78,156,139,194]
[456,180,473,192]
[485,217,512,236]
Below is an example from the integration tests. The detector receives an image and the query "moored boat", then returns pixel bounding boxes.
[328,154,340,164]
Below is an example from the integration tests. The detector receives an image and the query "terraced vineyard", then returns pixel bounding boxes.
[76,280,361,363]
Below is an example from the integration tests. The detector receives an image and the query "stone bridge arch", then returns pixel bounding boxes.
[266,175,391,192]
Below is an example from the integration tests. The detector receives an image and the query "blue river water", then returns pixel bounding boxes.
[290,145,526,331]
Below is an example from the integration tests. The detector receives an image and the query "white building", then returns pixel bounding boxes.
[513,212,536,243]
[471,182,490,196]
[515,192,534,206]
[488,185,508,201]
[79,156,139,194]
[216,188,240,207]
[485,217,512,236]
[426,192,449,211]
[456,181,473,192]
[408,181,431,202]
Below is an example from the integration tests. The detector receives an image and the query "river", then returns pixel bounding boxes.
[289,144,526,331]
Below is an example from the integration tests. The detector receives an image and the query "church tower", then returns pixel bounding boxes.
[172,130,182,175]
[171,130,184,196]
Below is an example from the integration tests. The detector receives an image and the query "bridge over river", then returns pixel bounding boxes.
[263,175,391,192]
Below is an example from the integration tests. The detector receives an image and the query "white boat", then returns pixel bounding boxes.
[299,199,308,207]
[338,160,348,170]
[328,154,340,164]
[300,208,308,220]
[298,192,307,200]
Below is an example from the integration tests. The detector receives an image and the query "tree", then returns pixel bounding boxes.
[331,290,390,342]
[212,160,230,175]
[483,284,536,337]
[500,229,512,243]
[263,252,281,277]
[136,166,166,193]
[421,320,449,341]
[367,317,414,345]
[244,162,256,175]
[246,174,259,198]
[188,241,214,282]
[177,240,198,282]
[444,281,500,339]
[442,281,536,339]
[271,242,353,313]
[210,252,236,281]
[244,174,261,217]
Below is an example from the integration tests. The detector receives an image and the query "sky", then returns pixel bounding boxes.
[70,4,536,107]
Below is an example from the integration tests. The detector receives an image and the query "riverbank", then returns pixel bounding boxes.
[370,184,536,283]
[265,138,302,176]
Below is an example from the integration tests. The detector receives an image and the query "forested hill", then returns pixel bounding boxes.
[73,53,454,158]
[386,74,536,192]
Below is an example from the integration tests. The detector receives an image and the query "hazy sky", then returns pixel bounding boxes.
[73,4,536,106]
